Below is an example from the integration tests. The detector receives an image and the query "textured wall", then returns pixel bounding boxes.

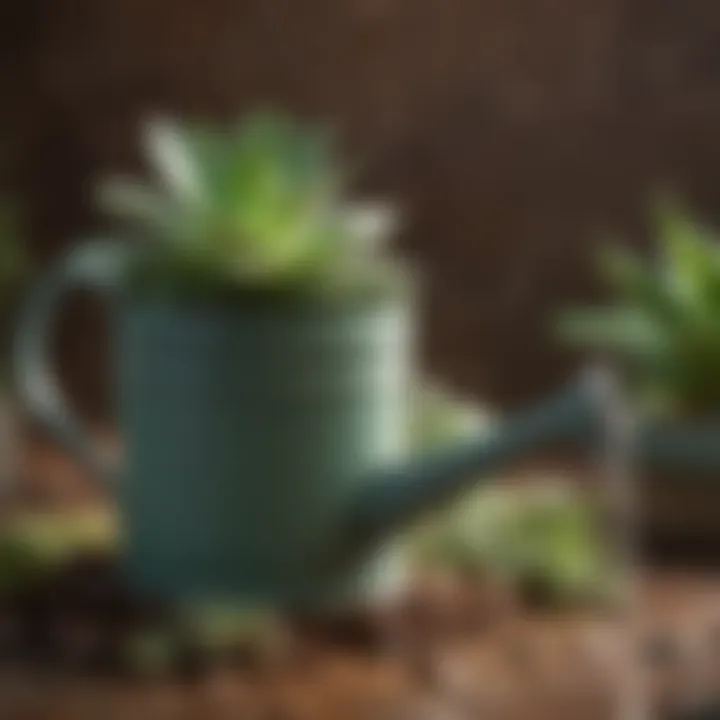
[4,0,720,417]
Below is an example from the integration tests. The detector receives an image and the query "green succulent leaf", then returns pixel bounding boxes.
[97,179,186,240]
[597,245,672,315]
[556,307,673,362]
[143,118,206,207]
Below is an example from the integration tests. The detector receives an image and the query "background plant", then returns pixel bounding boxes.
[407,382,613,608]
[557,202,720,419]
[99,112,404,300]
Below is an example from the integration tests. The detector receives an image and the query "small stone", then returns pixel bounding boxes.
[52,618,108,671]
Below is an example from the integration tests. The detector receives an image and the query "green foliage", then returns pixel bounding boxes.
[410,481,614,608]
[98,111,405,301]
[0,512,117,596]
[408,384,614,607]
[409,379,496,451]
[123,606,283,677]
[557,201,720,418]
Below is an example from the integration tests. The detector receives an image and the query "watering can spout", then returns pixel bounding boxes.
[347,370,617,551]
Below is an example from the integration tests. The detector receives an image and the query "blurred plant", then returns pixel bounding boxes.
[411,482,615,608]
[408,383,615,608]
[557,201,720,419]
[124,606,285,677]
[0,511,117,595]
[98,111,406,300]
[409,378,496,450]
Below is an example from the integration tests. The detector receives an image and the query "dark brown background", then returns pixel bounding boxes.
[3,0,720,419]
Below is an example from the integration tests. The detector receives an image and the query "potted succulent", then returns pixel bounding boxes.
[16,110,526,607]
[558,203,720,560]
[15,110,622,606]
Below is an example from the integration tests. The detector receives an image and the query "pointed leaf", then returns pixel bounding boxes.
[143,117,205,206]
[96,178,184,241]
[339,202,401,255]
[556,307,676,366]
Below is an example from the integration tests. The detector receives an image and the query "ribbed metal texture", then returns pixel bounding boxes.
[117,299,414,604]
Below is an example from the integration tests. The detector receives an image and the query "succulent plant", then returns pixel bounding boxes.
[98,111,406,301]
[410,481,614,607]
[407,383,613,607]
[557,202,720,419]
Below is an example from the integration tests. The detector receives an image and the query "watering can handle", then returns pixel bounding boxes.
[13,240,127,485]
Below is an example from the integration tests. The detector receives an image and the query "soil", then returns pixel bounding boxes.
[2,442,720,718]
[3,551,720,718]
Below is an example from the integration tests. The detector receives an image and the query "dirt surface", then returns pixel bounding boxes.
[2,556,720,719]
[2,443,720,718]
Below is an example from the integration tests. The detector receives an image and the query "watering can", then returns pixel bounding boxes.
[14,241,720,607]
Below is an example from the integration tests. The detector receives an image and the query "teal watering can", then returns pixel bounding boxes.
[15,241,717,608]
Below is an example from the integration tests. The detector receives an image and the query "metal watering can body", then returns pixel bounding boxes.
[13,241,622,607]
[116,291,415,605]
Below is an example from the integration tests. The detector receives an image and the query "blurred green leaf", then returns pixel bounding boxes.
[97,179,186,241]
[0,511,118,596]
[406,384,612,607]
[143,118,205,207]
[557,307,672,359]
[409,380,496,452]
[558,199,720,417]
